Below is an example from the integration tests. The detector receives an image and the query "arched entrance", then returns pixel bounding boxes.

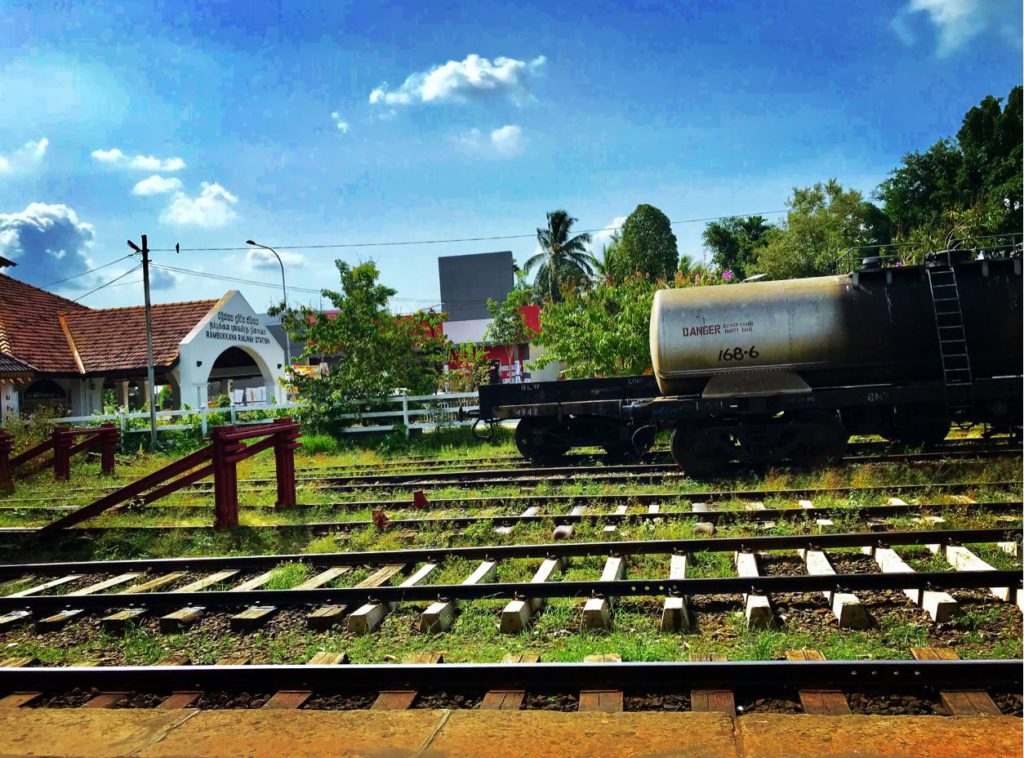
[21,379,70,414]
[205,346,277,406]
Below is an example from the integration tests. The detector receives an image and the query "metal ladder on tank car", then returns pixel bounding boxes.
[925,259,974,421]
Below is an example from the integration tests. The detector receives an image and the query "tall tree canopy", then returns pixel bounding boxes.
[753,180,891,280]
[604,204,678,282]
[524,210,595,303]
[701,215,776,280]
[876,86,1021,245]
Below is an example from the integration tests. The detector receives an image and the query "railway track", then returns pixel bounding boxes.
[1,658,1020,715]
[6,446,1019,507]
[2,474,1018,512]
[0,526,1019,633]
[1,497,1018,537]
[291,437,1020,478]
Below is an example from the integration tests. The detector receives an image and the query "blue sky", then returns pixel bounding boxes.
[0,0,1020,313]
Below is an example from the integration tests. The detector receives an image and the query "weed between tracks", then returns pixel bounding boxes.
[0,432,1019,668]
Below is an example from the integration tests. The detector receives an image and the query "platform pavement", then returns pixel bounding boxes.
[0,709,1019,758]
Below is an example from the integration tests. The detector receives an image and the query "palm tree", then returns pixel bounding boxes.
[524,210,596,302]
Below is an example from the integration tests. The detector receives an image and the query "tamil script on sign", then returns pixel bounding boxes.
[205,311,274,346]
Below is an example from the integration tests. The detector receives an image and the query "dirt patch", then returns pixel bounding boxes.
[523,693,579,711]
[625,693,691,711]
[848,692,939,715]
[736,695,802,714]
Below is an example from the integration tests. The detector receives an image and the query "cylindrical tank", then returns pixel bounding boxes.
[649,259,1022,397]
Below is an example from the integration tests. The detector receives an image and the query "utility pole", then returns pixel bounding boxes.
[127,234,158,448]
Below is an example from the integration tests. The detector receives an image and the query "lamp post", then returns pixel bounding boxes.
[246,240,291,367]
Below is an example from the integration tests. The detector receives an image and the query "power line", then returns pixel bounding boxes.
[71,264,142,302]
[44,254,134,287]
[150,264,504,306]
[150,263,324,295]
[150,210,790,253]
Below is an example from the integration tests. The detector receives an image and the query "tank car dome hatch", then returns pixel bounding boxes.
[860,256,884,270]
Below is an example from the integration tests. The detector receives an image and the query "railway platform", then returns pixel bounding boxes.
[0,708,1019,758]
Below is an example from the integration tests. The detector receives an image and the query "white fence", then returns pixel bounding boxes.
[50,392,481,437]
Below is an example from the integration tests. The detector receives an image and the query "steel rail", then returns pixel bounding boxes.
[31,447,1022,499]
[292,447,1023,485]
[0,571,1019,614]
[0,660,1019,693]
[296,439,1016,476]
[1,478,1017,511]
[308,451,1022,491]
[1,499,1015,536]
[0,526,1016,578]
[178,448,1024,491]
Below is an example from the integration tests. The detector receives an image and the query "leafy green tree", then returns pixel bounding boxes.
[274,261,448,433]
[701,215,776,280]
[524,210,596,302]
[753,180,890,279]
[447,342,491,391]
[876,139,962,238]
[876,86,1022,248]
[532,275,658,378]
[484,276,535,369]
[604,204,678,282]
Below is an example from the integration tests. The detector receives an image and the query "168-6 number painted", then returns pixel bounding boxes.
[717,346,759,362]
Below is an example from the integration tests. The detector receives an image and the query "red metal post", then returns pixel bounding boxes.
[0,430,13,494]
[53,428,72,482]
[273,418,299,510]
[211,426,240,530]
[100,424,119,475]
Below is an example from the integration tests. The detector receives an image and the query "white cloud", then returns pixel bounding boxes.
[457,124,526,159]
[246,247,305,270]
[370,54,545,108]
[330,112,350,133]
[489,125,525,157]
[0,202,95,286]
[91,148,186,171]
[160,182,239,228]
[0,137,48,174]
[131,175,183,196]
[590,216,627,254]
[894,0,1020,55]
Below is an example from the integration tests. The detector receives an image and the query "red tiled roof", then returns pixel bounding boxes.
[61,300,218,374]
[0,274,88,372]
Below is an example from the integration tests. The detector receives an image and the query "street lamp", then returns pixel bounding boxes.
[246,240,291,367]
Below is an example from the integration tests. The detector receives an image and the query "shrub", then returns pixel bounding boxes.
[300,434,339,456]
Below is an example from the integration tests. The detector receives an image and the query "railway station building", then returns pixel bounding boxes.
[0,264,286,422]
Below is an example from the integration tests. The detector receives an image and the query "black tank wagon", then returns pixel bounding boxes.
[476,250,1022,473]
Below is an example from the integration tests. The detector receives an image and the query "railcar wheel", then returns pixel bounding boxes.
[671,425,727,476]
[514,418,568,462]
